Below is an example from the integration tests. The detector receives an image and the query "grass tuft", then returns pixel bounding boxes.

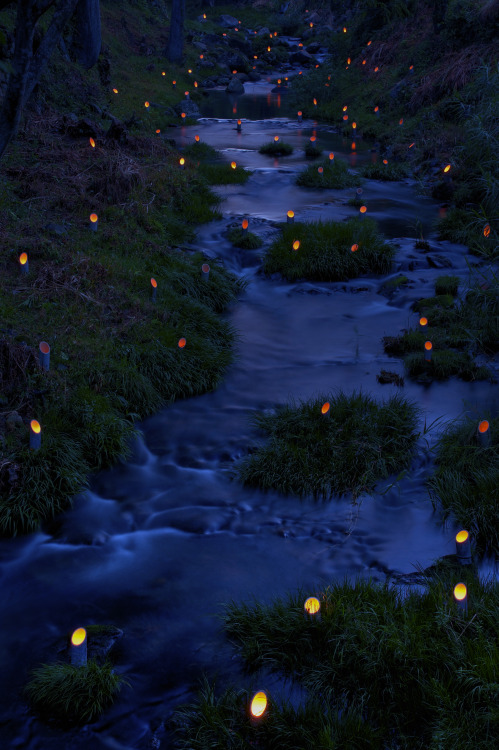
[237,391,420,499]
[296,157,361,189]
[263,217,395,281]
[25,660,126,724]
[259,141,294,156]
[360,162,409,181]
[435,275,460,296]
[198,163,251,185]
[227,228,263,249]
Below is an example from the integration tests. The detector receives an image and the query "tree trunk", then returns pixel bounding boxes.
[71,0,101,69]
[167,0,185,63]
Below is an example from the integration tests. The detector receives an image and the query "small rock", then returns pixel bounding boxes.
[6,412,24,432]
[377,370,405,387]
[426,254,453,269]
[219,14,239,28]
[44,222,68,236]
[226,77,245,94]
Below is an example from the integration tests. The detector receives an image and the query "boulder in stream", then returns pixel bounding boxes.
[219,14,239,28]
[226,77,245,94]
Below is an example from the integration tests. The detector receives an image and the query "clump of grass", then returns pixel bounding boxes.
[259,141,294,156]
[263,217,395,281]
[183,141,218,160]
[380,274,409,294]
[428,416,499,553]
[360,161,409,180]
[226,228,263,249]
[218,573,499,749]
[295,157,360,189]
[237,391,419,499]
[404,349,490,382]
[304,142,323,158]
[435,275,460,296]
[25,660,125,724]
[198,162,251,185]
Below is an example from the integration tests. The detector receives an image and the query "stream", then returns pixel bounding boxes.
[1,79,497,749]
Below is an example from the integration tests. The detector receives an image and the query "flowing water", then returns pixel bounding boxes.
[1,80,497,749]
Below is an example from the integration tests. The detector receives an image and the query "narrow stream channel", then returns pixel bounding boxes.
[0,80,497,749]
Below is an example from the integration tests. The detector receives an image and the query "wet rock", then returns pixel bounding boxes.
[86,625,123,663]
[306,42,321,53]
[219,14,239,28]
[290,49,314,65]
[173,100,200,118]
[144,507,230,534]
[201,78,216,88]
[226,77,245,94]
[377,370,405,387]
[426,254,453,269]
[248,70,261,81]
[6,412,24,432]
[256,26,271,36]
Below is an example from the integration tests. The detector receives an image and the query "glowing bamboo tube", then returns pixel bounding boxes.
[231,161,237,170]
[151,277,157,301]
[274,135,280,143]
[455,530,471,564]
[313,98,317,107]
[359,205,367,216]
[113,88,118,94]
[318,166,323,176]
[453,582,467,615]
[39,342,50,371]
[329,152,334,161]
[351,243,359,252]
[297,111,302,122]
[181,112,186,121]
[242,219,249,234]
[419,317,428,329]
[374,105,379,117]
[195,135,200,142]
[250,691,268,720]
[304,596,321,619]
[292,240,300,251]
[70,628,87,667]
[89,213,98,232]
[424,341,432,362]
[477,419,490,447]
[172,80,176,89]
[178,337,186,349]
[443,163,451,184]
[287,210,294,224]
[201,263,210,281]
[19,252,29,274]
[89,137,95,148]
[321,402,330,418]
[483,224,491,238]
[237,119,242,132]
[29,419,41,450]
[179,157,185,169]
[184,91,189,99]
[144,101,150,110]
[409,64,414,74]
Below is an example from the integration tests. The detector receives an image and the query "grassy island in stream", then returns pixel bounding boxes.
[174,571,499,750]
[263,217,395,281]
[237,391,419,499]
[296,157,361,188]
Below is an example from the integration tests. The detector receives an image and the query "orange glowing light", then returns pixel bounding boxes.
[351,243,359,252]
[343,106,348,111]
[313,98,317,106]
[419,317,428,326]
[374,106,379,112]
[343,115,348,121]
[443,164,451,173]
[179,158,185,166]
[478,420,490,434]
[351,142,356,150]
[297,111,302,117]
[19,252,28,265]
[424,341,432,351]
[250,691,268,718]
[409,65,414,70]
[362,60,366,65]
[202,263,210,273]
[367,40,372,45]
[329,152,334,160]
[352,122,357,129]
[292,240,300,251]
[383,159,388,165]
[30,419,41,434]
[151,278,157,288]
[347,57,351,64]
[231,161,237,169]
[144,101,150,108]
[304,596,321,613]
[162,71,165,76]
[374,66,379,72]
[71,628,86,646]
[178,338,186,349]
[399,118,404,125]
[90,213,98,223]
[274,135,280,142]
[310,136,316,142]
[40,342,50,354]
[287,210,294,218]
[453,583,467,601]
[483,224,491,237]
[242,219,249,230]
[172,80,176,85]
[194,81,198,88]
[199,54,204,59]
[232,70,237,75]
[112,88,118,94]
[456,530,469,543]
[359,205,366,213]
[310,22,313,28]
[409,142,415,148]
[181,112,186,119]
[318,166,323,174]
[203,13,206,19]
[195,135,200,142]
[188,69,192,74]
[89,137,95,148]
[156,129,161,134]
[267,46,271,52]
[343,27,347,33]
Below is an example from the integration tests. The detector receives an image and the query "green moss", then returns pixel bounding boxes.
[238,391,419,499]
[380,274,409,293]
[259,141,294,156]
[263,217,395,282]
[25,660,126,724]
[428,415,499,553]
[296,157,361,189]
[226,228,263,249]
